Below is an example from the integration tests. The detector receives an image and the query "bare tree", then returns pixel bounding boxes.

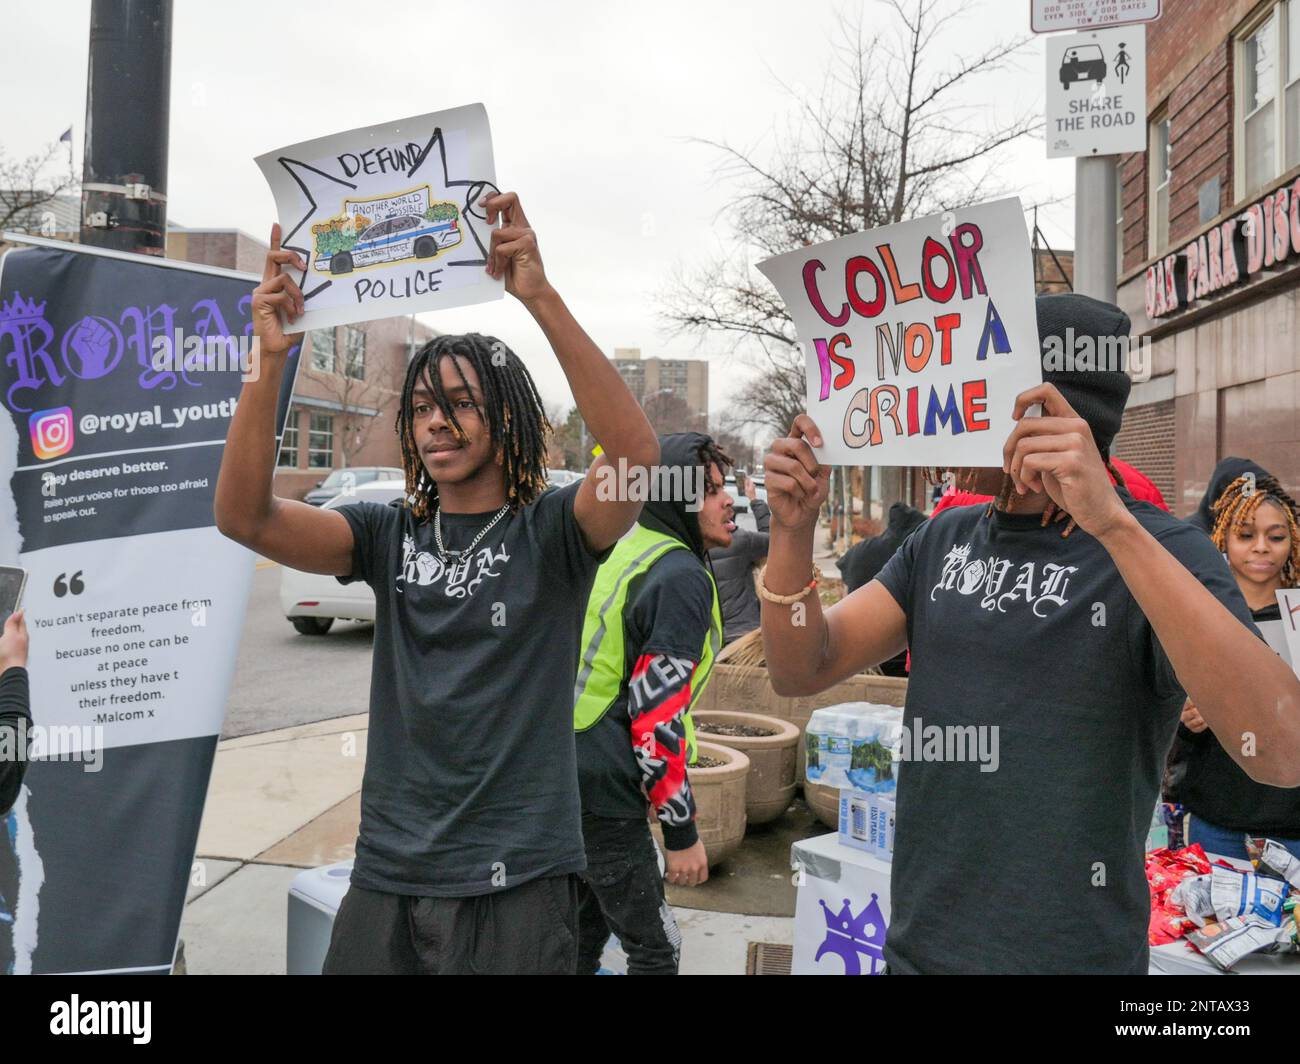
[642,390,706,437]
[547,404,591,471]
[659,0,1038,432]
[0,141,78,233]
[710,408,759,472]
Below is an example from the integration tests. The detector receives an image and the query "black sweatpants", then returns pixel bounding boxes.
[322,873,579,975]
[576,814,681,975]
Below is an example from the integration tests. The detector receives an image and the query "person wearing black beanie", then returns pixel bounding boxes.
[759,292,1300,975]
[1187,457,1272,536]
[1035,292,1133,458]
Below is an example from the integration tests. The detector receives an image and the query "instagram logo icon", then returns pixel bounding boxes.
[30,406,75,460]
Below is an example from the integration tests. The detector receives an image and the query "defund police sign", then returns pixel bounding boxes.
[1046,25,1146,158]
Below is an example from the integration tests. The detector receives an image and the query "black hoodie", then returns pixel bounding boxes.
[1186,457,1271,535]
[637,432,712,558]
[575,433,718,849]
[838,502,927,592]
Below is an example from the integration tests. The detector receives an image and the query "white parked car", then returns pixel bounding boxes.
[280,475,587,635]
[279,480,404,635]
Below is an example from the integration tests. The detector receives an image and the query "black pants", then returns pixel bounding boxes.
[322,873,579,975]
[576,814,681,975]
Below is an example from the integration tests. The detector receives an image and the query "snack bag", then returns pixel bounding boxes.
[1170,873,1216,926]
[1209,865,1287,927]
[1186,915,1282,971]
[1249,838,1300,890]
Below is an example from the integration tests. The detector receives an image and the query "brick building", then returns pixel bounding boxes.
[1115,0,1300,514]
[167,225,434,500]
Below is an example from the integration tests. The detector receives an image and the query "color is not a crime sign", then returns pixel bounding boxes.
[757,198,1041,468]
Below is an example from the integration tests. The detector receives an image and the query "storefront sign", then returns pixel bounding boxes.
[1145,177,1300,319]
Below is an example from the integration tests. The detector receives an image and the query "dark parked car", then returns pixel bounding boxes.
[301,467,404,507]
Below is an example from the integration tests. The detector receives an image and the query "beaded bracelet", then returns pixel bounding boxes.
[757,564,822,605]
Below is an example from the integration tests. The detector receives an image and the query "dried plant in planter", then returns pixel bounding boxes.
[718,628,882,678]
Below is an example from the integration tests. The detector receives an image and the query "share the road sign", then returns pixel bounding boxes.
[1045,25,1147,158]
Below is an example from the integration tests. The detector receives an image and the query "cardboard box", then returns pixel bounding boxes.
[790,832,892,975]
[838,788,894,861]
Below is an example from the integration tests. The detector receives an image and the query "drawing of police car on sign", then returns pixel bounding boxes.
[312,187,463,276]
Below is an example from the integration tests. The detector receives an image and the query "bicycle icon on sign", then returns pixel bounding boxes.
[1114,44,1131,85]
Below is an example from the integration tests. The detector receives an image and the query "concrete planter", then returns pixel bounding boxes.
[804,778,842,830]
[694,711,799,826]
[654,741,749,868]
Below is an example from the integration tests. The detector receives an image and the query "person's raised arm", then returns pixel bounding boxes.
[1004,382,1300,787]
[482,192,658,553]
[760,415,908,696]
[0,610,30,816]
[213,225,355,576]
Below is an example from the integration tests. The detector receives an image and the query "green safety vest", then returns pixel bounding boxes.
[573,523,723,764]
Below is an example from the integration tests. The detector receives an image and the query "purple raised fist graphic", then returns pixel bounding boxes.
[62,315,122,380]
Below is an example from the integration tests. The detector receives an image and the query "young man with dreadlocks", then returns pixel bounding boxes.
[572,432,736,974]
[760,293,1300,975]
[215,192,659,974]
[1176,471,1300,861]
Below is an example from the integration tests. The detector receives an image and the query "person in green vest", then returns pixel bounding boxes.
[573,432,736,974]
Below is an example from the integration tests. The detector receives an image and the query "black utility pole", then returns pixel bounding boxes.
[79,0,173,255]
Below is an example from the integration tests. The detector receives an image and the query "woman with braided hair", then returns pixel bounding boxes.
[216,191,660,974]
[759,292,1300,974]
[1208,473,1300,602]
[1175,472,1300,861]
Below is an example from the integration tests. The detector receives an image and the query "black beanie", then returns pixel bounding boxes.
[1035,292,1133,457]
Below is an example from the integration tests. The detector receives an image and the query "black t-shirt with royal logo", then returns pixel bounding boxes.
[335,481,609,897]
[874,493,1257,974]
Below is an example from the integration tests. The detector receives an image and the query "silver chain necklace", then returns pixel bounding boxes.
[433,501,511,560]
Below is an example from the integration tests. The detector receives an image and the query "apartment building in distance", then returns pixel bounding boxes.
[611,347,709,419]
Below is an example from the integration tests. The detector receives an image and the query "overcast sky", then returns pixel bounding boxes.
[3,0,1078,434]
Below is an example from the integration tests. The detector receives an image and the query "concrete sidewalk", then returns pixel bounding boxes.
[181,714,793,974]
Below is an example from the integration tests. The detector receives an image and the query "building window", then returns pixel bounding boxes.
[308,413,334,469]
[277,412,299,468]
[1234,3,1300,198]
[310,328,336,373]
[1288,2,1300,169]
[344,326,366,379]
[1149,111,1171,256]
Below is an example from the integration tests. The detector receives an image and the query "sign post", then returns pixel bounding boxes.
[1045,25,1147,303]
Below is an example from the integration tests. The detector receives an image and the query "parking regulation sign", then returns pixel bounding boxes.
[1045,26,1146,158]
[1031,0,1160,33]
